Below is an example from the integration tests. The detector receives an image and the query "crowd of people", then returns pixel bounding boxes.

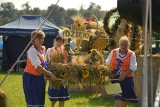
[22,30,138,107]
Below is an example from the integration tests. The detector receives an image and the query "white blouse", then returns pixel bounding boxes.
[27,45,45,68]
[105,48,137,71]
[46,47,55,61]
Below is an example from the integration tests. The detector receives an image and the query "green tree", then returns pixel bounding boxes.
[83,10,92,18]
[21,2,31,15]
[0,1,106,28]
[65,8,78,27]
[84,2,104,20]
[0,2,17,19]
[0,17,10,25]
[46,4,66,26]
[79,4,85,15]
[31,7,46,16]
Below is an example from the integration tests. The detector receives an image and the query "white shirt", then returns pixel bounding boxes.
[46,47,55,61]
[105,48,137,71]
[27,45,45,68]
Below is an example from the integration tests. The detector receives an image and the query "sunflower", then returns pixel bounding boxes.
[82,70,89,78]
[99,71,105,79]
[71,14,83,29]
[75,21,83,29]
[60,71,68,78]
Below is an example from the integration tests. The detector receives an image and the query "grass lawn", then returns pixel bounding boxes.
[0,72,142,107]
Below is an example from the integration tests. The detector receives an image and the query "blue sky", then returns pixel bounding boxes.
[0,0,117,11]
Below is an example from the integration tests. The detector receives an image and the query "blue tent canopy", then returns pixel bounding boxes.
[0,15,59,36]
[0,15,60,71]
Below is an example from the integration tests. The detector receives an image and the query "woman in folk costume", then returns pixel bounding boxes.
[46,36,74,62]
[105,36,138,107]
[46,36,73,107]
[22,30,56,107]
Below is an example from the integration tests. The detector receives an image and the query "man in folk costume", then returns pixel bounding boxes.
[105,36,138,107]
[22,30,56,107]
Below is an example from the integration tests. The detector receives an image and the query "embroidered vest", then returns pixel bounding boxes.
[24,46,46,76]
[109,49,134,77]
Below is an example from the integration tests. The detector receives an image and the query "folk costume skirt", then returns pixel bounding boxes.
[113,77,139,103]
[48,85,70,101]
[23,72,45,107]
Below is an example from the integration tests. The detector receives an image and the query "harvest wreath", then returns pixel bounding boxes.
[47,63,113,89]
[45,49,114,89]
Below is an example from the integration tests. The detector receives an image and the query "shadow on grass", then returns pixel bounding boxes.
[88,96,142,107]
[69,90,141,107]
[69,91,114,107]
[88,96,114,107]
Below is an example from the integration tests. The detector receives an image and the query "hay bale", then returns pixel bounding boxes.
[0,89,7,107]
[135,55,160,102]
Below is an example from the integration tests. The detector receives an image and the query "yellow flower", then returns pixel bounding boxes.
[60,71,68,78]
[99,71,105,79]
[75,21,83,29]
[82,70,89,78]
[100,74,105,79]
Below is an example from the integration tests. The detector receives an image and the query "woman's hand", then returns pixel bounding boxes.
[118,73,126,81]
[49,72,57,81]
[118,70,133,81]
